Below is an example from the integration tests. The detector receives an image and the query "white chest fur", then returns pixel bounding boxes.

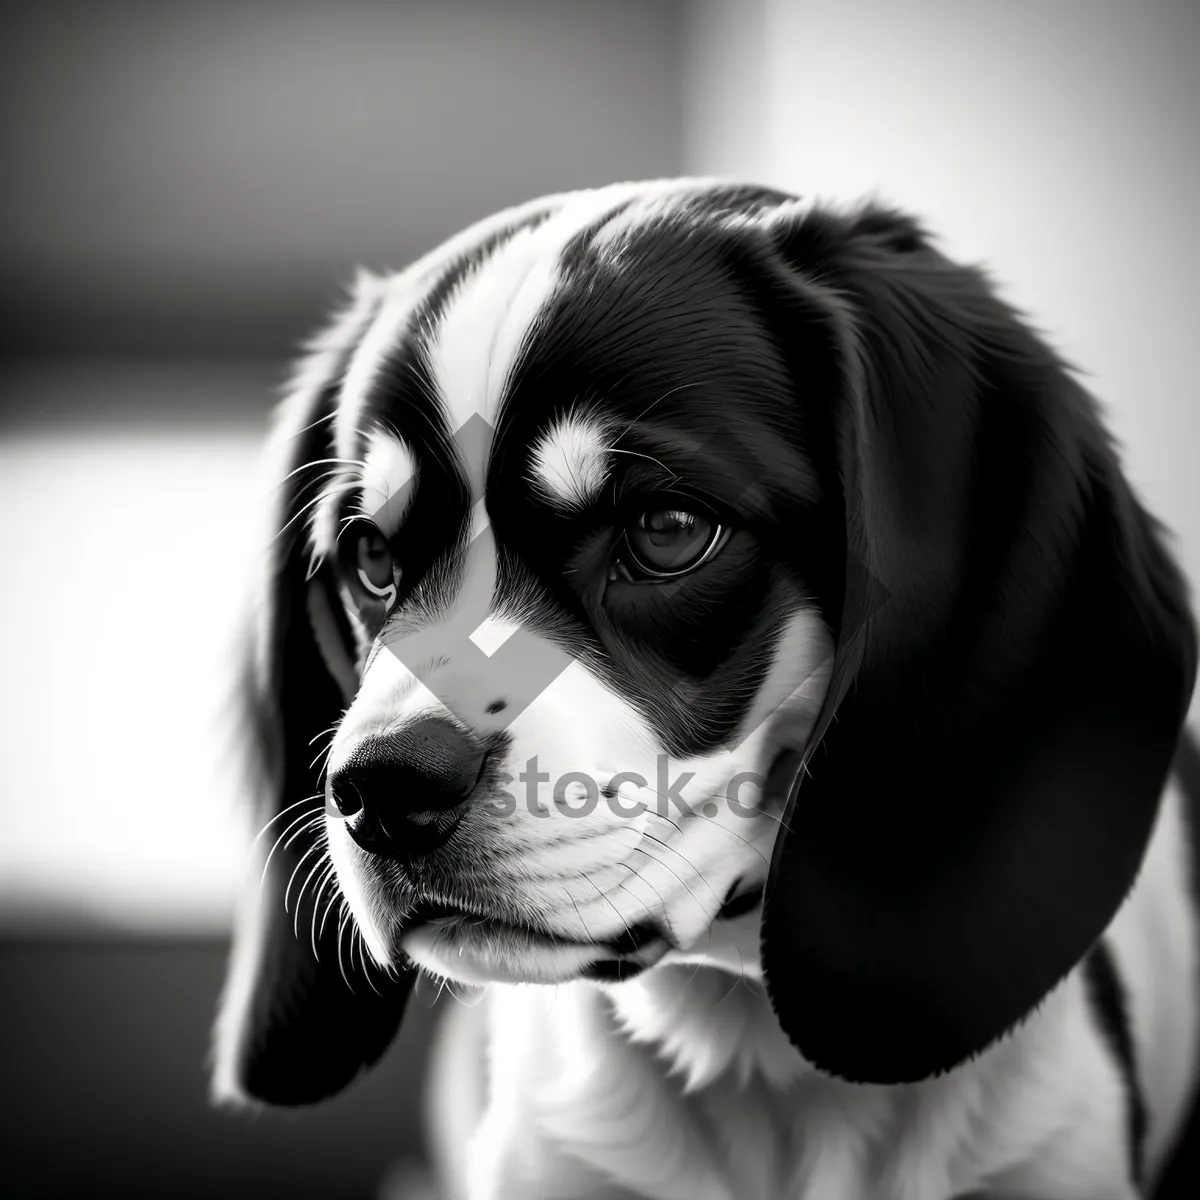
[451,965,1135,1200]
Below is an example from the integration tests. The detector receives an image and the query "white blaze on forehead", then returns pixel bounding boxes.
[358,430,417,533]
[331,178,730,471]
[427,179,712,496]
[529,413,612,512]
[332,190,575,465]
[587,190,699,261]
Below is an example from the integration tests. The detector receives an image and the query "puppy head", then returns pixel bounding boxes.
[212,181,1196,1105]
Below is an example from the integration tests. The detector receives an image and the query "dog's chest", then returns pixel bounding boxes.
[599,968,910,1200]
[478,964,1130,1200]
[490,969,941,1200]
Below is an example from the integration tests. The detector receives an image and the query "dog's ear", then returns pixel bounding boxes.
[757,205,1197,1084]
[211,272,415,1107]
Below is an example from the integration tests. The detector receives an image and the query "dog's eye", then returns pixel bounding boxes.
[622,504,725,578]
[339,519,400,609]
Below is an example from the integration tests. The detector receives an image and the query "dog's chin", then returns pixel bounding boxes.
[397,907,666,987]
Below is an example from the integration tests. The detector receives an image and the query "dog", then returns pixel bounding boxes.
[211,179,1200,1199]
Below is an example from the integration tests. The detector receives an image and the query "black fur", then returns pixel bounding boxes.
[756,207,1197,1083]
[222,300,415,1106]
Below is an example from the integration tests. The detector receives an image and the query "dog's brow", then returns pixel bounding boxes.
[426,182,703,510]
[359,430,418,535]
[528,413,612,513]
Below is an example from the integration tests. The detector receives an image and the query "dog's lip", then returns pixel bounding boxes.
[401,898,671,975]
[400,900,660,986]
[403,899,603,948]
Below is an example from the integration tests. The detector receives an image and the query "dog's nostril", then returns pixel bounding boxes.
[329,781,363,818]
[327,718,486,860]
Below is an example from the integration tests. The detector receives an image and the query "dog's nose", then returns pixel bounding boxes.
[329,719,485,858]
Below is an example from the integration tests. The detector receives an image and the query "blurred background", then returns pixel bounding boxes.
[1,1,1197,1196]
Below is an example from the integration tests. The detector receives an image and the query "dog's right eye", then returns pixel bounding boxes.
[338,518,400,611]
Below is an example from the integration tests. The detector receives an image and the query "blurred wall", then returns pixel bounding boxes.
[1,0,684,365]
[686,0,1200,728]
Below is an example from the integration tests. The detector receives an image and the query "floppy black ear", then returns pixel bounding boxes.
[211,274,415,1107]
[758,205,1197,1084]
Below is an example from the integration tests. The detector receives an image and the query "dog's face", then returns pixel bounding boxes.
[214,180,1195,1106]
[312,184,837,987]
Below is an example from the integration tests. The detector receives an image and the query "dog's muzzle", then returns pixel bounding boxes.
[327,718,486,859]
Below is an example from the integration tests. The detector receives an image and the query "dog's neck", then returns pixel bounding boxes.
[529,939,885,1200]
[536,954,1078,1200]
[606,910,809,1094]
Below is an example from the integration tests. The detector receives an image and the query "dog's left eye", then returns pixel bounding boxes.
[338,519,400,609]
[621,502,726,578]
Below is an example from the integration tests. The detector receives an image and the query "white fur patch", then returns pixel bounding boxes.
[426,181,688,494]
[529,413,612,512]
[449,963,1144,1200]
[587,181,720,264]
[1105,779,1200,1178]
[332,191,575,466]
[358,430,418,533]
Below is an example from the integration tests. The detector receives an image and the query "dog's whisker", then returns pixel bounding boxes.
[635,831,722,908]
[613,877,663,928]
[746,804,800,842]
[642,805,683,837]
[562,885,594,942]
[357,926,384,996]
[250,793,324,848]
[282,813,325,850]
[318,874,342,944]
[277,456,363,487]
[292,847,332,943]
[275,477,358,543]
[605,447,680,483]
[314,719,347,787]
[674,804,774,870]
[679,935,716,1000]
[289,406,339,438]
[637,782,774,872]
[616,868,672,944]
[336,902,356,995]
[579,873,637,948]
[294,847,331,934]
[258,811,323,888]
[283,836,326,915]
[309,736,339,772]
[309,861,338,961]
[611,380,705,443]
[712,925,748,1009]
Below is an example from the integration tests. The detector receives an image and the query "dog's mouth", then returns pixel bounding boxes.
[398,899,669,986]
